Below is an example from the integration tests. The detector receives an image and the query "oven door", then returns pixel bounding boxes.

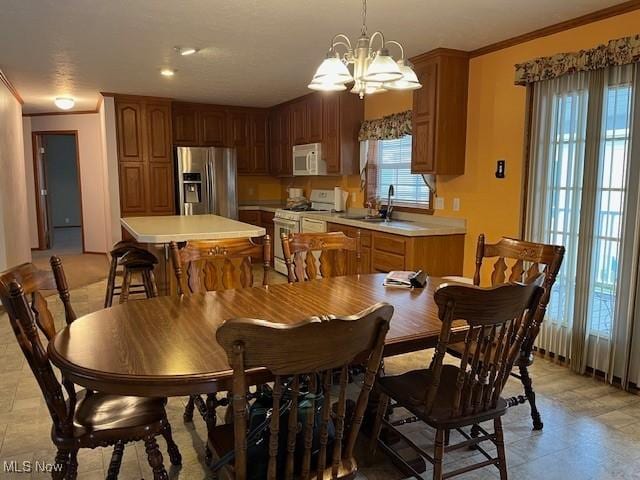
[273,217,300,275]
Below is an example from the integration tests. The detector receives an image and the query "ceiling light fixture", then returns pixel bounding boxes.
[175,46,198,56]
[54,97,75,110]
[309,0,421,98]
[160,69,176,77]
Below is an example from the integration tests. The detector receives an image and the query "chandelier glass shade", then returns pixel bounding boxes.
[309,0,421,97]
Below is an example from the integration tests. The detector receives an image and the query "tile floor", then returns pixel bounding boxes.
[1,275,640,479]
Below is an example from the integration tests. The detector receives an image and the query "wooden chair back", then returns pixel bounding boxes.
[216,302,393,480]
[427,280,543,419]
[281,232,361,283]
[170,236,271,295]
[472,234,565,355]
[0,259,77,437]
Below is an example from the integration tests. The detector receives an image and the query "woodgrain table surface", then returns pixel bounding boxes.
[49,274,463,396]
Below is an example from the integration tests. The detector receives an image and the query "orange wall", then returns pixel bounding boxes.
[438,9,640,276]
[237,175,282,202]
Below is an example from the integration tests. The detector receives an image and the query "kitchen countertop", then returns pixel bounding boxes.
[304,212,466,237]
[121,215,266,243]
[238,203,285,213]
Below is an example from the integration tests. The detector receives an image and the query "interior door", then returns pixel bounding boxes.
[33,134,52,249]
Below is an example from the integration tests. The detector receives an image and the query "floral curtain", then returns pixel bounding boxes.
[358,110,412,141]
[515,33,640,85]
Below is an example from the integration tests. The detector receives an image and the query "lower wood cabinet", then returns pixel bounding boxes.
[238,210,275,262]
[327,222,464,276]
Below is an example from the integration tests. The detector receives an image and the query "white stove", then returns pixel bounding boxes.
[273,189,337,275]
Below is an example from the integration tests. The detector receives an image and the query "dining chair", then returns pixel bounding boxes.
[211,302,393,480]
[446,234,564,430]
[104,240,158,307]
[371,280,542,480]
[281,231,361,283]
[169,236,272,439]
[0,259,181,480]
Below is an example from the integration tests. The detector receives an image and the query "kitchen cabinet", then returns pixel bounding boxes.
[172,103,199,145]
[322,92,362,175]
[268,91,362,176]
[249,110,269,174]
[238,209,275,261]
[200,107,227,146]
[327,222,464,276]
[268,105,292,176]
[172,102,269,175]
[115,96,175,217]
[410,48,469,175]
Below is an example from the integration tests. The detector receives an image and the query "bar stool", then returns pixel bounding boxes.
[118,249,158,303]
[104,241,157,307]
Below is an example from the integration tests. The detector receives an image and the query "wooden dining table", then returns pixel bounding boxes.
[49,273,466,397]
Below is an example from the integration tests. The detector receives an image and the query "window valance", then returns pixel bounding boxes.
[514,33,640,86]
[357,110,412,141]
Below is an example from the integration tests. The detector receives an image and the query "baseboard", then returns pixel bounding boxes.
[53,225,82,229]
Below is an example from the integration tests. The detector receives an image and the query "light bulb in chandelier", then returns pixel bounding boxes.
[362,48,403,83]
[312,54,353,84]
[384,60,422,90]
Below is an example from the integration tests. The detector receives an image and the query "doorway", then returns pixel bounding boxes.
[32,131,84,254]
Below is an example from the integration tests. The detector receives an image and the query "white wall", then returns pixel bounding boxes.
[25,112,111,253]
[0,81,31,270]
[99,97,121,246]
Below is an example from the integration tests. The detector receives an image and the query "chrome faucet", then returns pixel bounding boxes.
[385,184,394,222]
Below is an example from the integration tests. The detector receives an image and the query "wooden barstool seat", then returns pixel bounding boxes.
[104,241,154,307]
[118,249,158,303]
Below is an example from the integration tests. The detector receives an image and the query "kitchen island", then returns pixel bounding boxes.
[121,215,266,295]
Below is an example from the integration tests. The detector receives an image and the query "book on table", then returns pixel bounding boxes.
[383,271,416,288]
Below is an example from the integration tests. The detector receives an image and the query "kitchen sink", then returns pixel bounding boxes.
[339,215,413,224]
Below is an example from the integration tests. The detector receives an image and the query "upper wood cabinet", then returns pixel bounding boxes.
[228,109,251,173]
[172,103,199,145]
[290,94,323,146]
[268,91,362,177]
[410,49,469,175]
[200,107,226,146]
[250,110,269,174]
[322,91,363,175]
[115,96,175,217]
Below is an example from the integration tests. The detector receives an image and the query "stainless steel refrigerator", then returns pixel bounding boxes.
[175,146,238,218]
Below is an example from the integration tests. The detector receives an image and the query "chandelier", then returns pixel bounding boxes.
[308,0,421,97]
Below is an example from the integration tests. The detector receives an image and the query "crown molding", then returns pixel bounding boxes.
[470,0,640,58]
[0,69,23,105]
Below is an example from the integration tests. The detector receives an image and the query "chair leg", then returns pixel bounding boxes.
[144,436,169,480]
[494,417,508,480]
[106,441,125,480]
[184,395,196,422]
[119,269,131,304]
[146,268,158,297]
[433,429,445,480]
[204,393,218,466]
[161,422,182,466]
[67,449,79,480]
[369,391,389,455]
[519,364,543,430]
[53,448,69,480]
[444,429,450,446]
[104,257,118,308]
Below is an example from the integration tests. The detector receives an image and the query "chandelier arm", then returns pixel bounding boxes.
[368,31,386,53]
[331,34,352,50]
[385,40,405,61]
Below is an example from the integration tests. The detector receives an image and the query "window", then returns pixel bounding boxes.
[373,135,430,208]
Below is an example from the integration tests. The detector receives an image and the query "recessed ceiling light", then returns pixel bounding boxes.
[175,46,198,56]
[54,97,75,110]
[160,69,176,77]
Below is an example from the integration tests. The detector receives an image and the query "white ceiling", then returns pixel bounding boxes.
[0,0,624,113]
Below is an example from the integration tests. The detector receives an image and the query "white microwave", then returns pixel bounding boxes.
[292,143,326,176]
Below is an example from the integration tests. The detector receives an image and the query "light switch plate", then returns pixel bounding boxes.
[453,198,460,211]
[435,197,445,210]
